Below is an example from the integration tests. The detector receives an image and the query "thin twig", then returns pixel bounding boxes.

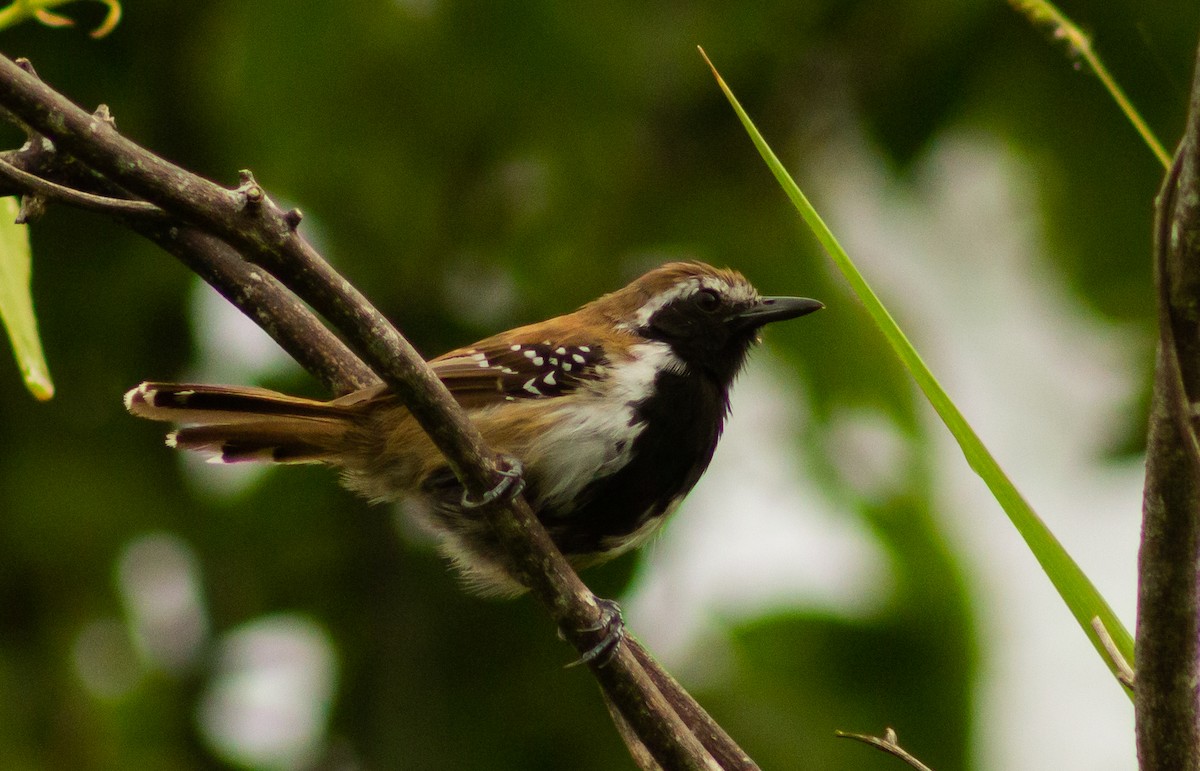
[1091,616,1135,689]
[0,156,163,218]
[835,728,934,771]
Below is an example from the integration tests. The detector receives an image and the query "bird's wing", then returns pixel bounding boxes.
[429,337,609,409]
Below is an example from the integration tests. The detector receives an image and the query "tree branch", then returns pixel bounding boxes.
[0,121,377,396]
[626,641,758,769]
[0,155,162,217]
[137,222,381,395]
[1136,28,1200,770]
[0,54,754,769]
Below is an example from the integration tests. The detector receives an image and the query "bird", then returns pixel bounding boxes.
[125,261,823,597]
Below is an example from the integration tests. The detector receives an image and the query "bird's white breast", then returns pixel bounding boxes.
[522,341,685,512]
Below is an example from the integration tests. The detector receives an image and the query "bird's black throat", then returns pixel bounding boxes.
[545,365,731,558]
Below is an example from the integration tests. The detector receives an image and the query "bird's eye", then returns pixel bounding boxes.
[695,288,721,312]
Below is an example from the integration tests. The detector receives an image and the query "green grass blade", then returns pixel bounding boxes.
[1010,0,1170,169]
[0,196,54,400]
[699,48,1134,696]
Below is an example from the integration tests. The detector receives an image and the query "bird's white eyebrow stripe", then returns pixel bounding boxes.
[623,278,700,330]
[619,274,759,331]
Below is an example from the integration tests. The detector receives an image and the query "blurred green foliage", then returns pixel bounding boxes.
[0,1,1189,769]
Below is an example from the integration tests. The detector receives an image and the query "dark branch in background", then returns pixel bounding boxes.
[0,54,758,769]
[1137,30,1200,771]
[139,223,381,395]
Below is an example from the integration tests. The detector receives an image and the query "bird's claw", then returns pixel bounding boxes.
[565,597,626,668]
[461,454,526,509]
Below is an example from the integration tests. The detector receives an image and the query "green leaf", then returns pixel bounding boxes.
[700,48,1134,697]
[0,0,122,38]
[0,196,53,400]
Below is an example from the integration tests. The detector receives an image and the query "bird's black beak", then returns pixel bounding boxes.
[731,296,824,330]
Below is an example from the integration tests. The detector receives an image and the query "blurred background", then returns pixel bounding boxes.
[0,1,1192,768]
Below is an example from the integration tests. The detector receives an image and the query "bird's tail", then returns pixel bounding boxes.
[124,382,361,464]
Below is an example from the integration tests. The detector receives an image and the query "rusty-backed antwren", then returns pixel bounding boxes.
[126,262,823,598]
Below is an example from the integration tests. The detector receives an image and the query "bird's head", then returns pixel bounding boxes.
[590,262,823,385]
